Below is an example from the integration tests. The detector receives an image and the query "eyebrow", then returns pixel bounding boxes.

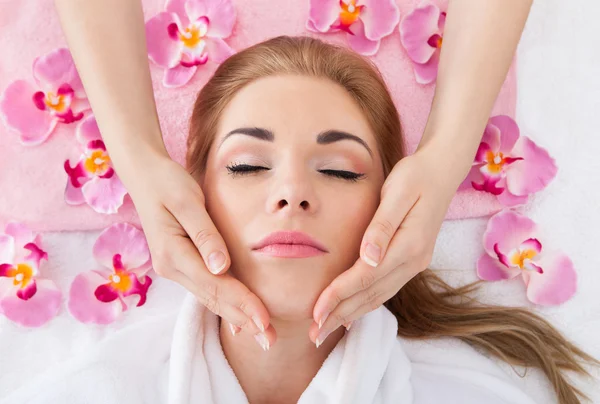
[220,127,373,156]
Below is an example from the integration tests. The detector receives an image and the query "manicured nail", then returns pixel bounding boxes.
[252,315,265,333]
[207,251,226,274]
[363,243,381,267]
[344,322,353,331]
[254,333,270,351]
[318,312,329,330]
[315,331,330,348]
[229,323,238,336]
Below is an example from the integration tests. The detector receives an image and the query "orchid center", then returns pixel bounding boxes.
[12,263,33,287]
[110,271,132,292]
[339,0,363,27]
[485,151,506,174]
[44,91,69,113]
[179,19,208,49]
[84,150,111,176]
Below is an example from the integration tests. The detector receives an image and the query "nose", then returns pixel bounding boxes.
[266,171,318,215]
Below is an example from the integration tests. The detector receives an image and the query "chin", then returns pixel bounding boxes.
[230,256,341,321]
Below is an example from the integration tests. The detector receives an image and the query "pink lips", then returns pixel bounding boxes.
[252,231,328,258]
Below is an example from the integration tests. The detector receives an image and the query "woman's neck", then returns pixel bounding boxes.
[220,318,345,404]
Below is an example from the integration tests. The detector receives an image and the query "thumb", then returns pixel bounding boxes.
[173,194,231,275]
[361,185,417,267]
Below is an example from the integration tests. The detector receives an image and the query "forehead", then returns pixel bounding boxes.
[216,75,376,144]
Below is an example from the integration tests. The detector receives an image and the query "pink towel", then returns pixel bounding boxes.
[0,0,514,232]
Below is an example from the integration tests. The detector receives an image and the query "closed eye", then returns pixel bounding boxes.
[226,163,269,176]
[318,169,365,182]
[226,164,364,182]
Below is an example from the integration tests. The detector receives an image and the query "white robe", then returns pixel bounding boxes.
[0,292,539,404]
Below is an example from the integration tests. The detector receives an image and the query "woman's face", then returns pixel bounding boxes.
[201,75,385,321]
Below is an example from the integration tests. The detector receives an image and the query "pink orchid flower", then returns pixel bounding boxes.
[460,115,558,207]
[477,210,577,306]
[63,115,128,215]
[68,223,153,325]
[0,48,90,146]
[399,1,447,84]
[145,0,236,88]
[0,222,62,327]
[306,0,400,56]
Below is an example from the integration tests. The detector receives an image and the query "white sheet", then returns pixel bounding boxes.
[1,0,599,402]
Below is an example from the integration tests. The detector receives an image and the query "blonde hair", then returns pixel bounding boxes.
[186,35,598,403]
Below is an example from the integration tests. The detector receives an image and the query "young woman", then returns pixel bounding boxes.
[181,36,596,404]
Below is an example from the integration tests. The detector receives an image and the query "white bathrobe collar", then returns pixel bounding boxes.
[168,293,412,404]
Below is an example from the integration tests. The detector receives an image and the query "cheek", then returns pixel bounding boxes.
[203,175,263,255]
[324,185,380,266]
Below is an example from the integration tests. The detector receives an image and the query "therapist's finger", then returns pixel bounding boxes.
[312,256,399,327]
[169,239,271,336]
[310,265,411,346]
[169,187,232,275]
[359,165,418,267]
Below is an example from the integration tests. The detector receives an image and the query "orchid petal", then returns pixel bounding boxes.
[146,12,184,69]
[0,80,57,146]
[523,253,577,306]
[0,279,61,327]
[505,136,558,196]
[204,37,235,64]
[489,115,520,154]
[347,19,380,56]
[482,210,538,258]
[32,48,84,96]
[400,2,440,64]
[4,222,35,250]
[480,122,502,152]
[76,114,103,145]
[93,223,151,272]
[81,175,128,215]
[477,253,521,281]
[412,50,440,84]
[163,64,198,88]
[165,0,190,26]
[68,270,123,325]
[0,235,15,265]
[360,0,400,41]
[307,0,339,32]
[186,0,235,38]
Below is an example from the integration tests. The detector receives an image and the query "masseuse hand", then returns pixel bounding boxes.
[311,145,463,344]
[125,149,270,337]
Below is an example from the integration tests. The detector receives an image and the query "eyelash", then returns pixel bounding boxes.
[225,163,365,182]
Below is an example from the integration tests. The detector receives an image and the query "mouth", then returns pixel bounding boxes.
[252,231,328,258]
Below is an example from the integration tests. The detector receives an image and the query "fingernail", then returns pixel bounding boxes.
[229,323,238,336]
[207,251,226,274]
[254,333,270,351]
[344,321,353,331]
[252,315,265,333]
[318,312,329,330]
[315,331,330,348]
[363,243,381,267]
